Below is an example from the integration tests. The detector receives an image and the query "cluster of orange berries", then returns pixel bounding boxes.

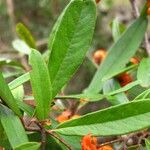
[81,134,113,150]
[56,110,80,123]
[93,49,139,87]
[147,0,150,15]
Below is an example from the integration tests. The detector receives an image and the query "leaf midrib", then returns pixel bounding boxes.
[52,7,84,88]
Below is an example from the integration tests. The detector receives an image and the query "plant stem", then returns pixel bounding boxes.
[129,0,139,18]
[25,126,40,132]
[99,137,123,147]
[6,0,16,38]
[46,130,72,150]
[41,128,46,150]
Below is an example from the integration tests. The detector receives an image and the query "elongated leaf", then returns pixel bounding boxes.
[12,39,31,55]
[55,100,150,136]
[137,58,150,87]
[0,72,21,116]
[86,15,148,94]
[0,104,28,149]
[108,80,140,96]
[103,79,128,105]
[128,84,146,100]
[102,64,137,82]
[134,89,150,100]
[3,70,23,79]
[25,94,105,102]
[0,59,23,68]
[16,23,36,49]
[17,101,34,117]
[12,85,24,102]
[24,94,105,102]
[57,93,105,102]
[48,10,64,52]
[0,131,11,149]
[14,142,41,150]
[11,85,34,116]
[29,49,52,120]
[48,0,96,97]
[9,72,30,90]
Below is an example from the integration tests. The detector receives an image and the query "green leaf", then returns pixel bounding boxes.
[14,142,41,150]
[8,72,30,90]
[0,59,23,68]
[145,139,150,150]
[55,100,150,136]
[108,80,140,96]
[48,10,64,52]
[12,85,24,102]
[102,64,137,82]
[57,93,105,102]
[0,104,28,149]
[111,18,126,42]
[127,84,146,100]
[137,58,150,87]
[24,93,105,102]
[134,89,150,100]
[86,15,148,94]
[0,72,21,116]
[17,101,34,117]
[16,23,36,49]
[3,70,24,79]
[12,39,31,55]
[48,0,96,97]
[103,79,128,105]
[29,49,52,120]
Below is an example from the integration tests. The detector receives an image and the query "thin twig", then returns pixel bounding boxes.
[41,128,46,150]
[46,130,72,150]
[35,122,47,150]
[6,0,16,38]
[21,118,40,132]
[25,126,40,132]
[129,0,150,56]
[129,0,140,18]
[99,137,123,147]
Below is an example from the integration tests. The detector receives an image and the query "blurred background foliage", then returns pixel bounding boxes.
[0,0,146,95]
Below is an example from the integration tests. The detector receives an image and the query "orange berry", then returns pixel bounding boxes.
[56,110,71,123]
[93,49,107,65]
[96,0,101,4]
[147,7,150,15]
[98,145,113,150]
[130,57,139,64]
[81,134,97,150]
[117,73,133,87]
[56,115,68,123]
